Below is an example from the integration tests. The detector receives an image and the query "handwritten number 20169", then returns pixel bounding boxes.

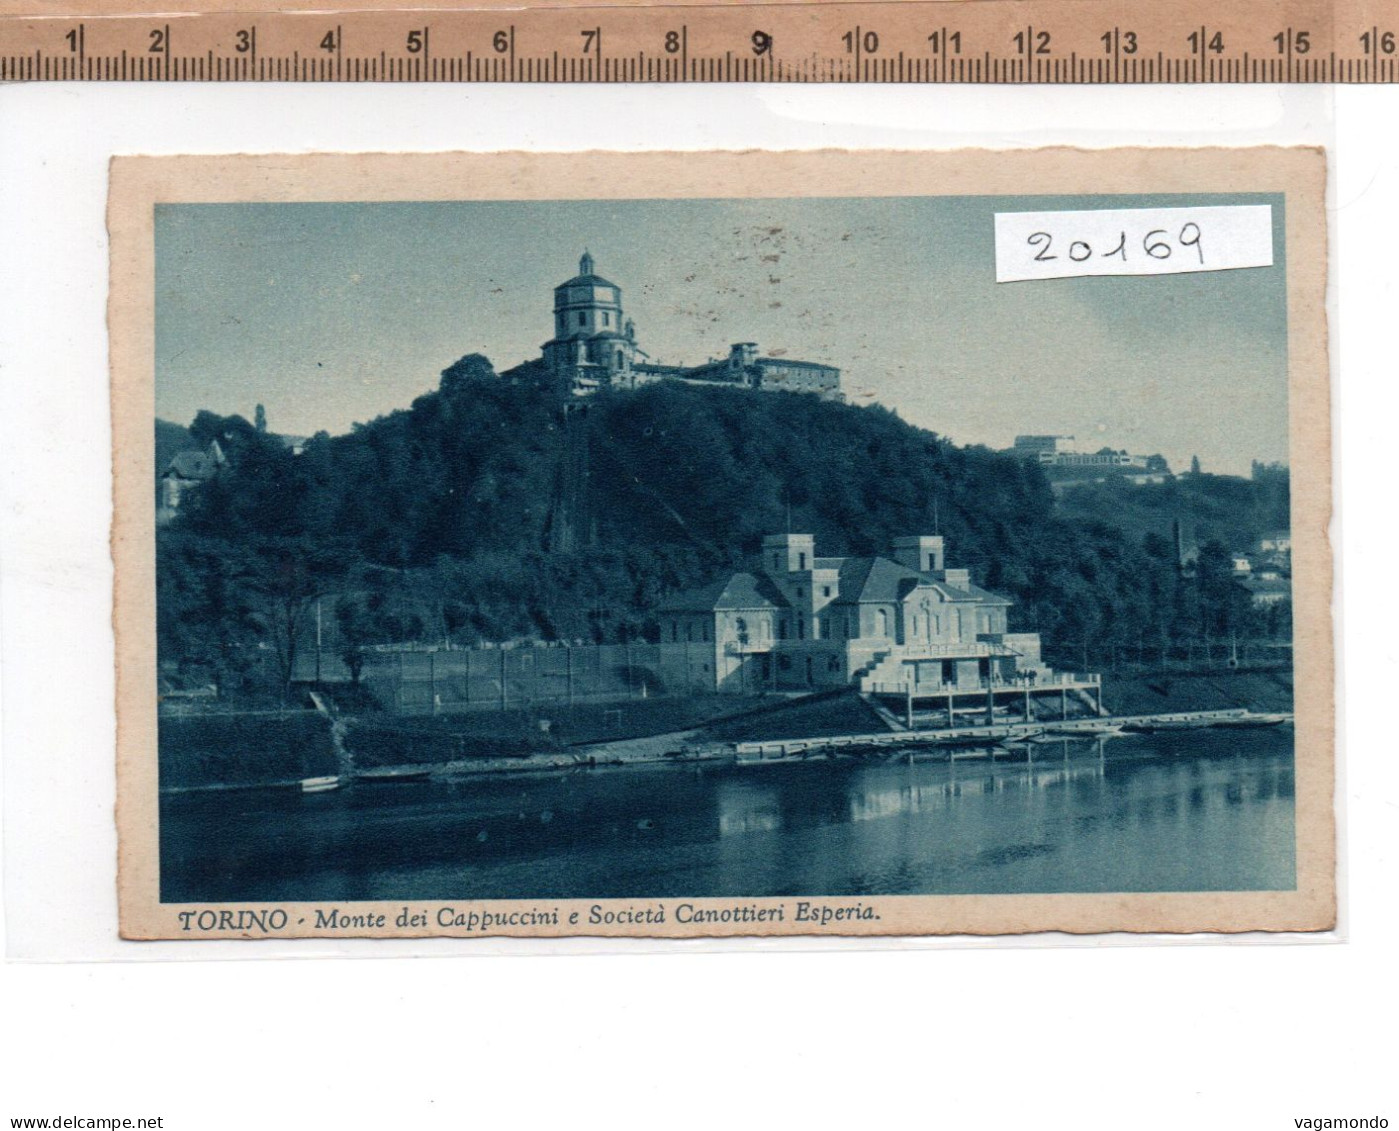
[1027,222,1204,266]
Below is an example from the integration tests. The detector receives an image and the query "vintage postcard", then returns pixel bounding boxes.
[111,148,1333,940]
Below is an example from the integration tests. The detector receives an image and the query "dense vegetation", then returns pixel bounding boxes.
[157,358,1290,700]
[1055,464,1290,559]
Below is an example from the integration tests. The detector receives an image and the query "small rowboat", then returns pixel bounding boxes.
[300,775,340,793]
[1122,718,1215,734]
[1046,722,1125,738]
[1209,713,1292,729]
[355,769,432,784]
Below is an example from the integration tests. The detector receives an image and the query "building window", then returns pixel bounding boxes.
[616,349,623,367]
[671,622,678,643]
[796,586,803,598]
[686,624,693,642]
[603,312,610,326]
[772,553,781,570]
[576,312,585,327]
[798,552,807,570]
[822,586,831,598]
[797,615,805,639]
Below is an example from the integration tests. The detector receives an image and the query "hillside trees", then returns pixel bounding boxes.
[156,367,1288,695]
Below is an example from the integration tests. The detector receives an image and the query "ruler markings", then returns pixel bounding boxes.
[3,5,1399,82]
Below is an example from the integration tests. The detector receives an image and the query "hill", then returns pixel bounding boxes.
[1054,470,1289,556]
[156,361,1281,699]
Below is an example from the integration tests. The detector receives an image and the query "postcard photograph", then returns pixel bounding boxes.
[110,149,1333,939]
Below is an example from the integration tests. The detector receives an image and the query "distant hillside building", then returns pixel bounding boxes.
[156,413,306,524]
[1009,434,1169,484]
[500,253,842,401]
[1239,576,1291,607]
[157,441,224,525]
[656,532,1097,709]
[1012,435,1077,460]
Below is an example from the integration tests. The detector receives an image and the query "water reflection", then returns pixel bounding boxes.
[160,728,1296,902]
[717,781,783,837]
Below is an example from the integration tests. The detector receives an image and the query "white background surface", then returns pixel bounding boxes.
[1,82,1394,1127]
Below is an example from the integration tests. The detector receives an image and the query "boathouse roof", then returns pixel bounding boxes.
[656,572,785,613]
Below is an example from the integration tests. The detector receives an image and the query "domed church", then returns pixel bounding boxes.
[502,253,843,402]
[539,252,645,394]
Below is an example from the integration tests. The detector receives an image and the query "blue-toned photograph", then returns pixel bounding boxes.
[152,192,1296,905]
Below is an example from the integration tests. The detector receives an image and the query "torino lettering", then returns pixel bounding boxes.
[177,908,289,933]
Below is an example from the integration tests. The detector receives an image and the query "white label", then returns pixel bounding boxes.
[994,205,1274,282]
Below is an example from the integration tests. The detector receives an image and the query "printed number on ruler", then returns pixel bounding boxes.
[2,2,1399,82]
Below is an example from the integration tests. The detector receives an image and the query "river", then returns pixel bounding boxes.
[159,727,1295,903]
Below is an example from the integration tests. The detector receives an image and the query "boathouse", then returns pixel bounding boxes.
[656,533,1102,717]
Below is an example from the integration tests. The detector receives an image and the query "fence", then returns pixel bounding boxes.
[1040,639,1293,675]
[349,641,719,716]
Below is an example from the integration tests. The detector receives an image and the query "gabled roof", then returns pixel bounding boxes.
[657,572,784,614]
[831,555,1011,606]
[164,449,218,481]
[952,580,1013,606]
[658,552,1015,615]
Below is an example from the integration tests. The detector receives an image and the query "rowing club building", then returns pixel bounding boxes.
[655,532,1102,718]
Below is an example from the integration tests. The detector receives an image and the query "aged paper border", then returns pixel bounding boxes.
[111,148,1334,940]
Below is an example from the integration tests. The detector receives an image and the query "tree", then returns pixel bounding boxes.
[334,596,375,685]
[157,369,1290,695]
[237,538,350,699]
[440,353,497,396]
[1193,540,1250,639]
[254,403,268,433]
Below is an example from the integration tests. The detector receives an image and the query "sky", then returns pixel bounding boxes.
[155,193,1289,476]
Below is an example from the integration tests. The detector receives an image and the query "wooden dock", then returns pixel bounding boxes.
[691,708,1277,764]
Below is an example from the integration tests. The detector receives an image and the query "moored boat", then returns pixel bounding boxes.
[1122,717,1217,734]
[1046,722,1125,738]
[354,769,432,784]
[1209,713,1292,729]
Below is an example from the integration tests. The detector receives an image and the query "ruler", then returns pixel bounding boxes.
[4,0,1399,83]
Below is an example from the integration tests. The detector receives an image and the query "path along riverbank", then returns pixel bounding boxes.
[158,667,1294,793]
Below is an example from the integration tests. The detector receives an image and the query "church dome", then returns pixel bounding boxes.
[556,250,618,290]
[557,273,616,287]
